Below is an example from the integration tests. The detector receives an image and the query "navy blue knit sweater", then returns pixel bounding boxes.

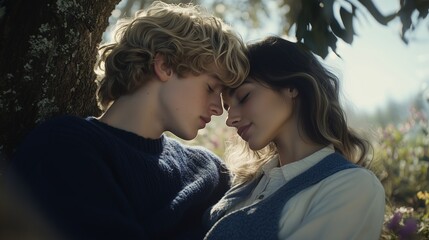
[7,116,230,240]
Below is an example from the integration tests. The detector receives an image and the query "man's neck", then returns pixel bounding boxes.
[98,86,164,139]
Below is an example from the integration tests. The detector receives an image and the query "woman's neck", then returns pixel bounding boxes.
[274,129,325,166]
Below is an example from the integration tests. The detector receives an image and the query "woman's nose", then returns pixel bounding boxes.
[225,108,240,127]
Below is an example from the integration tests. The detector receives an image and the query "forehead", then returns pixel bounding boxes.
[221,82,252,105]
[205,72,222,83]
[221,88,235,102]
[222,79,253,97]
[205,62,225,78]
[205,73,228,91]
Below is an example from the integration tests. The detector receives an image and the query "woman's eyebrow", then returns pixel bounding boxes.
[225,87,238,97]
[225,81,252,97]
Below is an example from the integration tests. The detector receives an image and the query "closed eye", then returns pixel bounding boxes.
[239,93,250,104]
[207,85,214,93]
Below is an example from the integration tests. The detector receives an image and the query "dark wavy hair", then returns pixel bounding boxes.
[225,36,371,185]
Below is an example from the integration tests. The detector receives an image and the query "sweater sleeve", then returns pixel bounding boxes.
[204,149,231,205]
[186,146,231,204]
[7,122,149,240]
[279,168,385,240]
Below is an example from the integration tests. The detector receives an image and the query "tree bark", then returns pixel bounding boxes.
[0,0,120,165]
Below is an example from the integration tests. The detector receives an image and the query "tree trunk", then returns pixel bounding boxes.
[0,0,120,165]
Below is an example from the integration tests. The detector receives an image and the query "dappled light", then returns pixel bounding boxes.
[1,0,428,239]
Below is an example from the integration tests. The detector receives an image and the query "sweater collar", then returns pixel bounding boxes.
[86,117,165,154]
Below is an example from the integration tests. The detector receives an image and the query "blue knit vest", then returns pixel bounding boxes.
[204,153,358,240]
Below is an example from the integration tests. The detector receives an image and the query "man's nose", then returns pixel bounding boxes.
[209,95,223,116]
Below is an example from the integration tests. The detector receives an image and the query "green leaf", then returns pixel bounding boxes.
[358,0,396,25]
[339,7,354,44]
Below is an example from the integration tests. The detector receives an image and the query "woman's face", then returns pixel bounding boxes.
[222,79,298,150]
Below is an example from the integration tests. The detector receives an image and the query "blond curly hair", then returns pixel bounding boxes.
[94,1,249,111]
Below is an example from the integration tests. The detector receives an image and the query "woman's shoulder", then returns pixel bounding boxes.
[318,167,385,198]
[329,167,381,183]
[319,153,384,191]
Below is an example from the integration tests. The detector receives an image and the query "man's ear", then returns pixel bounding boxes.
[154,53,173,82]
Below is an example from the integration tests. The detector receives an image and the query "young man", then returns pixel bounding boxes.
[7,1,249,239]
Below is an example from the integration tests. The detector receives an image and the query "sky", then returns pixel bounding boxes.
[228,1,429,114]
[326,6,429,114]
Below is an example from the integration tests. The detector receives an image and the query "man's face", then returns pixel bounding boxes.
[158,71,225,140]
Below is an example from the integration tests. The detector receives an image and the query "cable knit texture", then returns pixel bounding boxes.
[8,116,230,240]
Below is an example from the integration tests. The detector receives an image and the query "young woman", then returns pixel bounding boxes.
[7,1,249,240]
[204,36,385,240]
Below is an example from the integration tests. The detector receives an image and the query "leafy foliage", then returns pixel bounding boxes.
[208,0,428,58]
[373,108,429,207]
[371,107,429,239]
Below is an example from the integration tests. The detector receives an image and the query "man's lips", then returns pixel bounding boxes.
[200,117,211,124]
[237,124,251,139]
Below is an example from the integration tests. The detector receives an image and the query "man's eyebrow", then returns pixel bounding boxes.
[208,73,226,91]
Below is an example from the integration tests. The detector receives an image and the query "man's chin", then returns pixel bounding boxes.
[176,130,198,141]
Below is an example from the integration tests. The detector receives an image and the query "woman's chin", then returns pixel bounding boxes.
[248,141,266,151]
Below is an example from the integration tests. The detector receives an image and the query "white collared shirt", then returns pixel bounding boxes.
[227,146,385,240]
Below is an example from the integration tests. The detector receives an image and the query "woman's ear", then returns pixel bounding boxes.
[154,53,173,82]
[284,88,298,98]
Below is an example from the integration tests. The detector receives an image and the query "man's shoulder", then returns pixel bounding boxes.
[11,116,99,170]
[38,115,89,129]
[20,115,97,146]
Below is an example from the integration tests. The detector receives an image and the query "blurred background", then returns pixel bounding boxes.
[1,0,428,239]
[101,1,429,238]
